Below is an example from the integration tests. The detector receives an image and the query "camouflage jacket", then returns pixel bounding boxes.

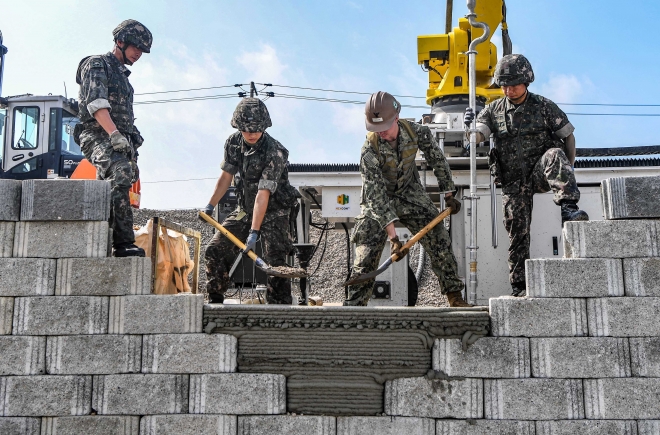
[359,120,455,228]
[221,132,299,216]
[476,92,574,186]
[76,52,136,137]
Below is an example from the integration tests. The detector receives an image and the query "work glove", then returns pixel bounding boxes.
[110,130,130,152]
[199,203,215,222]
[390,236,409,262]
[445,195,461,215]
[464,107,475,128]
[243,229,260,254]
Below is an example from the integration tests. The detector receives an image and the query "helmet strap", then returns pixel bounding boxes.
[116,41,133,66]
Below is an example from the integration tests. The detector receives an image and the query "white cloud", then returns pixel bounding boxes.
[332,104,365,135]
[537,74,583,104]
[236,44,288,84]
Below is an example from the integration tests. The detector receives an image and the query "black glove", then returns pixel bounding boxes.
[243,229,260,253]
[464,107,475,128]
[445,195,461,215]
[390,236,409,262]
[199,204,215,222]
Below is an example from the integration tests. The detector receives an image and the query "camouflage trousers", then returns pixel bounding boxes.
[345,191,464,306]
[502,147,580,286]
[80,130,137,247]
[205,209,294,304]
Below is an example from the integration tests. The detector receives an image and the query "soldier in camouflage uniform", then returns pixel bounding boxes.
[466,54,589,296]
[201,98,300,304]
[346,91,472,307]
[75,20,152,257]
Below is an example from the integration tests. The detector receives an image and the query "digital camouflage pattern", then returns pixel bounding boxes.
[231,98,272,133]
[360,120,455,229]
[494,54,535,86]
[346,121,463,306]
[220,131,300,215]
[113,19,152,53]
[503,148,580,286]
[205,207,294,304]
[76,52,136,135]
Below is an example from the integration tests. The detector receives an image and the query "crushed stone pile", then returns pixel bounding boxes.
[134,209,449,307]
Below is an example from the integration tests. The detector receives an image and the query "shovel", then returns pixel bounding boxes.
[344,207,452,286]
[198,211,309,279]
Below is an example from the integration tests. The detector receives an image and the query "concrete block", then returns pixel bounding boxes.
[0,180,22,221]
[602,176,660,220]
[385,377,482,418]
[563,219,659,258]
[588,297,660,337]
[585,378,660,419]
[109,295,203,334]
[0,222,15,257]
[337,417,432,435]
[437,420,535,435]
[0,259,56,297]
[526,258,624,297]
[536,420,638,435]
[639,421,660,435]
[46,335,141,375]
[92,374,188,415]
[141,415,237,435]
[142,334,236,374]
[484,379,584,420]
[190,374,285,415]
[0,375,91,416]
[41,416,139,435]
[12,296,108,335]
[20,179,110,221]
[531,337,631,378]
[490,297,587,337]
[632,338,660,377]
[624,258,660,296]
[433,337,530,378]
[56,258,152,296]
[13,221,108,258]
[0,297,13,335]
[0,336,45,375]
[239,416,335,435]
[0,417,40,435]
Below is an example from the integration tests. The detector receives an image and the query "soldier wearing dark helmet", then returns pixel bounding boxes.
[75,19,153,257]
[464,54,588,297]
[201,98,300,304]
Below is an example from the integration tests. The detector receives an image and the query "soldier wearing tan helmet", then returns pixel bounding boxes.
[346,91,472,307]
[75,19,152,257]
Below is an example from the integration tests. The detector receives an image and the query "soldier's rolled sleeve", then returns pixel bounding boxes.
[220,138,241,175]
[417,126,456,192]
[259,149,287,193]
[80,61,109,107]
[220,160,238,175]
[554,122,575,139]
[476,104,496,138]
[476,122,492,139]
[543,99,574,139]
[87,98,112,116]
[360,145,398,228]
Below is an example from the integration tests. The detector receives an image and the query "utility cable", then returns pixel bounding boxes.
[135,84,245,96]
[134,93,238,105]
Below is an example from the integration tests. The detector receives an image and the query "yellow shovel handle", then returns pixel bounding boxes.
[198,211,259,262]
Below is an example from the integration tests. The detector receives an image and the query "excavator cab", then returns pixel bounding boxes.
[0,95,83,180]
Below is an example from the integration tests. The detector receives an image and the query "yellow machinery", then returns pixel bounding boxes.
[417,0,508,108]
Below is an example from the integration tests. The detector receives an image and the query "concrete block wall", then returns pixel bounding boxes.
[377,176,660,433]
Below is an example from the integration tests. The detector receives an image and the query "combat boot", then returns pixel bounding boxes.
[113,243,145,257]
[560,200,589,225]
[446,291,474,307]
[511,282,526,297]
[208,293,224,304]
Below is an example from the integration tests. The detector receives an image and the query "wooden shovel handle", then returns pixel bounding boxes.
[400,207,452,251]
[198,212,259,262]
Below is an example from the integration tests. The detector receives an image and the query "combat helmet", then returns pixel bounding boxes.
[113,20,153,53]
[494,54,534,87]
[231,98,272,133]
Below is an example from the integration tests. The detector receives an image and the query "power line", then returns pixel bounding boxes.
[261,83,426,100]
[135,84,244,96]
[134,94,238,105]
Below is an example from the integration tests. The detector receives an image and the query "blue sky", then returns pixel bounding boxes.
[1,0,658,208]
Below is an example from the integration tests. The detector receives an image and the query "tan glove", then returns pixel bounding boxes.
[110,130,130,152]
[445,195,461,215]
[390,236,409,262]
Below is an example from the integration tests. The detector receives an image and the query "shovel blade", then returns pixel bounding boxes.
[343,258,393,286]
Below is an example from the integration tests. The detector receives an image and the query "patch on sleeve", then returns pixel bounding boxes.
[90,59,104,69]
[362,149,380,169]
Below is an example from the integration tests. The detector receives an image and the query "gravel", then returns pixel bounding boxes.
[133,208,449,307]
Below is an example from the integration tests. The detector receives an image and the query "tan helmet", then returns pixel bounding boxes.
[365,91,401,132]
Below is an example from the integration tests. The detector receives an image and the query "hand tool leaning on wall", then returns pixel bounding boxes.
[344,207,453,286]
[198,211,309,279]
